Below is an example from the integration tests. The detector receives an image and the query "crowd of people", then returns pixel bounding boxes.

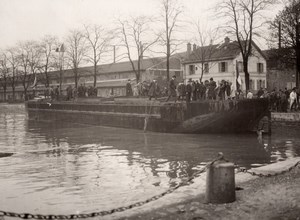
[65,84,97,101]
[43,78,300,112]
[166,76,236,102]
[126,76,300,111]
[126,76,237,102]
[256,87,300,112]
[43,84,97,101]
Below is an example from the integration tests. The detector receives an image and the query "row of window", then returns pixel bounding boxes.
[188,62,264,75]
[249,79,266,90]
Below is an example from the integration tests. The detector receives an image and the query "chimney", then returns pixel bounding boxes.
[224,37,230,44]
[113,45,116,63]
[193,43,197,51]
[187,42,191,57]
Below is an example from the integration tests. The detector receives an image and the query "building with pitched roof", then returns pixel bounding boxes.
[182,37,267,92]
[0,53,185,101]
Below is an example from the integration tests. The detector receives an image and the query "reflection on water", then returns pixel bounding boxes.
[0,110,299,214]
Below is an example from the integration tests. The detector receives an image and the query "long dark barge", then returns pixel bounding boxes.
[26,98,270,133]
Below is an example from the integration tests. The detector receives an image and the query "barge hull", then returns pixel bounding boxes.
[26,99,270,133]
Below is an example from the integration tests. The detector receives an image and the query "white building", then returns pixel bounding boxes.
[182,37,267,91]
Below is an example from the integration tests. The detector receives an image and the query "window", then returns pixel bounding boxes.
[238,61,243,72]
[249,79,254,90]
[189,65,195,75]
[219,62,228,72]
[257,79,263,89]
[257,63,264,73]
[204,63,209,73]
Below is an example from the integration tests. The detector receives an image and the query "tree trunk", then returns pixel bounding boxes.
[93,63,97,88]
[3,86,6,102]
[45,73,49,87]
[12,78,15,102]
[59,68,62,95]
[200,63,204,82]
[23,87,28,101]
[137,58,141,82]
[166,43,170,82]
[243,60,250,91]
[75,68,78,89]
[296,23,300,88]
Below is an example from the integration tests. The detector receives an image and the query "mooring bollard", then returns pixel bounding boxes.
[205,153,236,204]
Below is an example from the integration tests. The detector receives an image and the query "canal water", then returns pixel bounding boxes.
[0,105,299,215]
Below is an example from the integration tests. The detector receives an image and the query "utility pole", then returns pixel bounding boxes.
[278,21,282,49]
[56,44,65,95]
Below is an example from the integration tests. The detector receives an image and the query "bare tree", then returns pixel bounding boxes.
[0,51,9,101]
[6,47,19,101]
[159,0,183,81]
[84,24,113,87]
[17,41,39,100]
[269,0,300,87]
[192,21,221,81]
[118,16,160,82]
[39,35,59,87]
[65,29,87,89]
[216,0,276,90]
[269,0,300,49]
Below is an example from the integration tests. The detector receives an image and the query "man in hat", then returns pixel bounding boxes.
[208,77,217,100]
[166,75,177,102]
[186,78,193,103]
[126,79,133,96]
[148,79,160,100]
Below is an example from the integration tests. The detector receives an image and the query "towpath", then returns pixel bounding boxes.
[113,158,300,220]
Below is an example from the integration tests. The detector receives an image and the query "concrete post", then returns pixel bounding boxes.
[205,158,236,204]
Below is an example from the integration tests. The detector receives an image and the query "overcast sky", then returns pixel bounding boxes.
[0,0,282,50]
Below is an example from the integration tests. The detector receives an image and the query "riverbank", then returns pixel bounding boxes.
[102,158,300,220]
[0,103,25,113]
[271,112,300,130]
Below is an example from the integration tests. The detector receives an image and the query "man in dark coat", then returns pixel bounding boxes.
[166,75,177,102]
[257,87,264,98]
[54,85,60,101]
[148,79,160,100]
[126,79,133,96]
[195,80,201,100]
[186,79,193,103]
[199,81,206,100]
[177,80,186,101]
[208,77,217,100]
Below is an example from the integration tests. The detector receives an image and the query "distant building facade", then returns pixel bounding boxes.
[0,55,184,101]
[182,37,267,92]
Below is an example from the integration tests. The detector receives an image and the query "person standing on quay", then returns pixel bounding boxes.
[289,87,297,111]
[208,77,217,100]
[126,79,133,97]
[177,80,186,101]
[166,75,177,102]
[186,79,193,103]
[247,90,253,99]
[54,85,60,101]
[148,79,159,100]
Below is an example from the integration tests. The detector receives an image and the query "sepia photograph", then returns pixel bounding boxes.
[0,0,300,219]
